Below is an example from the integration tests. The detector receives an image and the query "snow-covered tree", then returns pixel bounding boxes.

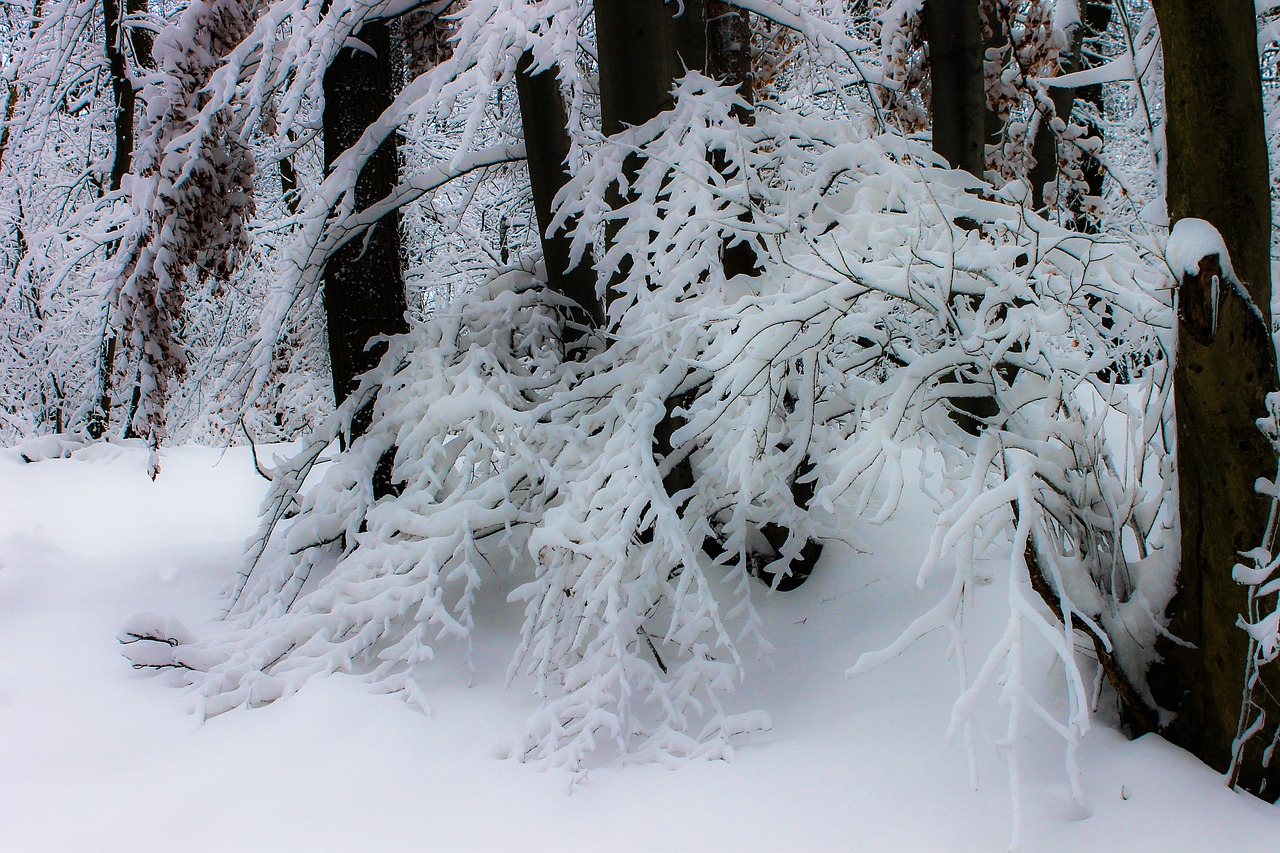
[0,0,1266,831]
[102,7,1179,826]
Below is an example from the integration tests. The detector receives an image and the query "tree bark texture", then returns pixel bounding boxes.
[923,0,985,176]
[1150,0,1280,799]
[595,0,686,139]
[103,0,134,193]
[126,0,153,68]
[514,52,603,344]
[673,0,706,74]
[321,19,409,415]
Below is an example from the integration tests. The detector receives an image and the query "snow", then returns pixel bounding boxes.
[1166,218,1236,282]
[3,444,1279,851]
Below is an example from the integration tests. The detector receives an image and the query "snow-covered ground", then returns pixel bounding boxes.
[2,443,1278,852]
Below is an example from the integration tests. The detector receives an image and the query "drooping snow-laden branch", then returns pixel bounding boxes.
[103,0,266,472]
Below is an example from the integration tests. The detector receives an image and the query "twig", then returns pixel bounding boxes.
[240,415,271,481]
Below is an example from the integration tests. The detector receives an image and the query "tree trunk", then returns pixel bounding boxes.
[981,0,1009,157]
[279,142,301,215]
[126,0,152,69]
[706,0,758,280]
[321,19,409,418]
[595,0,696,499]
[1028,20,1082,212]
[0,0,48,170]
[1028,0,1110,223]
[89,0,148,438]
[923,0,984,176]
[595,0,685,140]
[1149,0,1280,800]
[103,0,134,192]
[1074,0,1110,230]
[514,51,603,347]
[673,0,706,73]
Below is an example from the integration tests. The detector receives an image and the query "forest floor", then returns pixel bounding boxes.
[2,442,1279,851]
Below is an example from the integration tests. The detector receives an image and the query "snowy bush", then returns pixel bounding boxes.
[121,55,1177,810]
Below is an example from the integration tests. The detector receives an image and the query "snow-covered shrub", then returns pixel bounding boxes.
[122,46,1177,815]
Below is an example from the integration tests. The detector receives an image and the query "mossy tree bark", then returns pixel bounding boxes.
[1149,0,1280,799]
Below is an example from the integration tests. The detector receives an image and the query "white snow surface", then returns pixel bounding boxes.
[2,443,1279,852]
[1166,218,1236,281]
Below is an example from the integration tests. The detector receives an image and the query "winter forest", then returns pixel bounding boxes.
[5,0,1280,849]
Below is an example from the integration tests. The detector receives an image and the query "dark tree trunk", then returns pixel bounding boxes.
[1028,0,1110,223]
[279,152,301,215]
[707,2,819,586]
[923,0,984,176]
[595,0,697,501]
[595,0,685,139]
[103,0,134,192]
[673,0,706,73]
[1074,1,1111,231]
[321,19,409,420]
[1028,23,1083,212]
[593,4,819,590]
[0,0,47,163]
[514,51,603,346]
[706,0,759,280]
[706,1,752,116]
[89,0,148,438]
[981,1,1008,154]
[923,0,1005,432]
[126,0,152,69]
[1148,0,1280,800]
[595,0,685,311]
